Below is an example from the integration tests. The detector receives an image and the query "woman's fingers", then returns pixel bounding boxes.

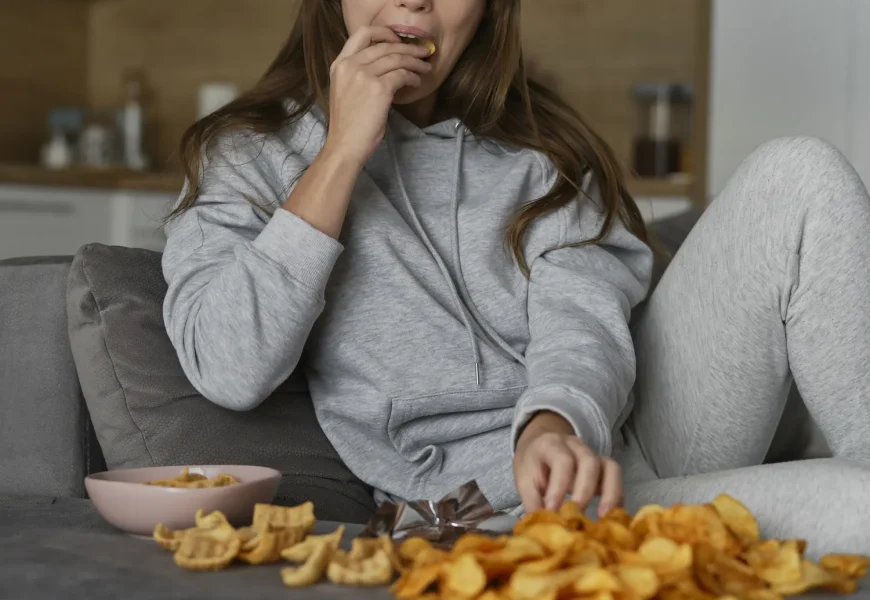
[516,469,545,514]
[543,446,577,511]
[514,455,546,513]
[597,458,624,518]
[569,440,601,511]
[380,69,423,94]
[337,25,401,60]
[368,53,432,77]
[353,41,431,66]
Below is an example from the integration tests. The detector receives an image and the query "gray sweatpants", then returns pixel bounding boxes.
[618,137,870,556]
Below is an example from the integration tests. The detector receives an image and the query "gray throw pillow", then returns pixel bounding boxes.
[66,244,375,523]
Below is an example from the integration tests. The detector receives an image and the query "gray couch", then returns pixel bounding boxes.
[0,208,838,599]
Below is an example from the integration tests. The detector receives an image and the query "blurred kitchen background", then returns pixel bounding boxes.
[0,0,868,260]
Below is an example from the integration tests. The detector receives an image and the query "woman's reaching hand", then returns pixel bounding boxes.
[513,411,623,517]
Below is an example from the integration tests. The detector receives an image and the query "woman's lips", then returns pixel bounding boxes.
[388,24,433,39]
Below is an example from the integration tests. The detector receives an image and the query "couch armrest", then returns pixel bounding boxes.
[0,256,96,498]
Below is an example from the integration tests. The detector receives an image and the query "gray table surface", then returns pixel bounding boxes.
[1,496,867,600]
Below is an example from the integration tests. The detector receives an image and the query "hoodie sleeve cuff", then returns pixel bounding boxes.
[252,208,344,291]
[511,385,611,457]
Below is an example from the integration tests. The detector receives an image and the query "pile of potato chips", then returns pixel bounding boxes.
[389,494,869,600]
[153,502,397,586]
[153,494,869,600]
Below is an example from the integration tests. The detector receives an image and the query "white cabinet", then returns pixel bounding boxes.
[708,0,870,196]
[0,185,173,260]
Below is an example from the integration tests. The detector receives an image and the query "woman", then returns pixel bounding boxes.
[163,0,870,550]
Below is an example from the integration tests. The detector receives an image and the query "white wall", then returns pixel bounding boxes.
[854,0,870,189]
[708,0,870,197]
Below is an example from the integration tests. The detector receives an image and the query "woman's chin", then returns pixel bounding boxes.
[392,87,433,106]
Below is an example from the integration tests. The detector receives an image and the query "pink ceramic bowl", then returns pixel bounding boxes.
[85,465,282,536]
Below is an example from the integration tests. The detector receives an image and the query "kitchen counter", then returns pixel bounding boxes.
[0,164,184,193]
[0,163,692,198]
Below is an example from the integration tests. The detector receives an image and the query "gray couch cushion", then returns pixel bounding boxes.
[66,244,375,523]
[0,257,90,498]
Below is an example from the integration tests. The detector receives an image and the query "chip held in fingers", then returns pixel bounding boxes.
[397,32,436,58]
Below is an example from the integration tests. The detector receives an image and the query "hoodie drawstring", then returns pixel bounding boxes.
[447,130,527,368]
[388,130,482,386]
[387,122,527,386]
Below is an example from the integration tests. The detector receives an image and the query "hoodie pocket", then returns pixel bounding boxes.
[387,386,525,479]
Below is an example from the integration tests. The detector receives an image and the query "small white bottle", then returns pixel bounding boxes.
[42,128,73,170]
[121,71,148,171]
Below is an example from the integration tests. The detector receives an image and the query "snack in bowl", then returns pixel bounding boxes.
[145,466,240,488]
[84,464,281,536]
[152,494,869,600]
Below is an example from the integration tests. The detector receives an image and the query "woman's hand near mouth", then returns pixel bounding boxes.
[324,25,433,167]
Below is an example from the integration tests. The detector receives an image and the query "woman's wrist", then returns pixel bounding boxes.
[320,136,367,173]
[517,411,576,449]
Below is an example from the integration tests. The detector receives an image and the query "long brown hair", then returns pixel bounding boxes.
[172,0,649,275]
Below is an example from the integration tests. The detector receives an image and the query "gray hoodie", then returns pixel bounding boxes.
[162,106,652,510]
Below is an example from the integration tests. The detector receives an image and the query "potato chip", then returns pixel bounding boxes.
[518,549,572,576]
[253,501,315,533]
[519,523,577,553]
[632,537,694,586]
[390,562,443,599]
[560,501,592,531]
[770,558,853,596]
[238,524,306,565]
[478,536,547,578]
[451,533,506,556]
[566,538,606,568]
[346,537,383,561]
[602,507,633,528]
[377,535,407,574]
[280,526,344,562]
[712,494,760,548]
[630,504,666,537]
[281,540,333,587]
[514,509,568,536]
[327,548,394,586]
[414,547,450,567]
[441,553,487,598]
[194,509,232,531]
[657,505,741,556]
[173,528,240,572]
[694,542,767,596]
[743,540,802,585]
[510,565,592,600]
[573,567,624,594]
[613,564,661,599]
[153,523,188,552]
[587,519,639,551]
[235,526,258,549]
[477,591,507,600]
[658,579,716,600]
[742,589,785,600]
[821,553,870,579]
[398,537,436,562]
